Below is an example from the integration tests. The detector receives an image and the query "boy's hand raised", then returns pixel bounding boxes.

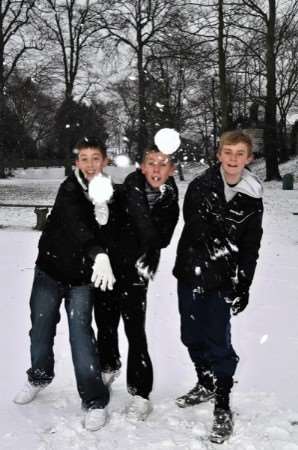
[91,253,116,291]
[231,291,249,315]
[135,249,160,280]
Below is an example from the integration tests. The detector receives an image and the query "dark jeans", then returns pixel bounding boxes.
[178,281,239,380]
[94,281,153,399]
[27,266,109,409]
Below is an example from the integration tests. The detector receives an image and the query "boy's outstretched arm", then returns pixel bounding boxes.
[154,178,179,248]
[232,203,263,314]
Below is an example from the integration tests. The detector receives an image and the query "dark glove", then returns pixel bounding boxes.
[135,249,161,280]
[231,291,249,315]
[160,183,177,204]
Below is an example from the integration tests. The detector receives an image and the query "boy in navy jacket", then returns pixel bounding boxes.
[173,130,263,444]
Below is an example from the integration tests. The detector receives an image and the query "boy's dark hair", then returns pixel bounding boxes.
[141,144,174,164]
[218,130,253,156]
[74,136,107,159]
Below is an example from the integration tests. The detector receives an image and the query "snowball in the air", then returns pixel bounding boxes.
[114,154,131,168]
[154,128,181,154]
[88,174,113,204]
[260,334,268,345]
[155,102,164,109]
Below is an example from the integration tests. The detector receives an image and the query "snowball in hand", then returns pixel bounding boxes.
[154,128,181,155]
[88,174,113,204]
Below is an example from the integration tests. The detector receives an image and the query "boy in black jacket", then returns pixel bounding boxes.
[94,145,179,421]
[173,130,263,444]
[14,137,116,432]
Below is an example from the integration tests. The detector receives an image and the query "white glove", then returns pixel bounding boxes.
[91,253,116,291]
[94,201,109,225]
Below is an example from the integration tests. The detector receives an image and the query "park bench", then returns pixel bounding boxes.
[0,203,53,230]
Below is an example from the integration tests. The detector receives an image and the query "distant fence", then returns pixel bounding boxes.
[2,158,65,169]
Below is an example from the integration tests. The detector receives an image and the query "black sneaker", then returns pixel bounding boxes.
[176,383,215,408]
[209,408,233,444]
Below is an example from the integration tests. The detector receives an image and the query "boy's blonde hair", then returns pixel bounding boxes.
[218,130,253,156]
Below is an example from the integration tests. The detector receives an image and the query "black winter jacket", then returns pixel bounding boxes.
[107,170,179,284]
[36,172,106,285]
[173,165,263,294]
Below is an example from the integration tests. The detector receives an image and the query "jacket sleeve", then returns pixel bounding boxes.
[154,177,179,248]
[236,200,263,293]
[53,179,106,260]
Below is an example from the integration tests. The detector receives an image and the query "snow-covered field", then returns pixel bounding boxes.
[1,158,298,449]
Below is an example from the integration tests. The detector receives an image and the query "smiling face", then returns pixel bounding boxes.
[141,151,174,188]
[217,142,253,184]
[75,147,107,181]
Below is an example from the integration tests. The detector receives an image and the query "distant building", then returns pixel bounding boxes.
[234,102,265,157]
[242,128,264,157]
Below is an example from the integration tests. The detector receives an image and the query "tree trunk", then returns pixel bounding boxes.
[264,0,281,181]
[136,44,148,162]
[0,37,6,178]
[0,94,6,178]
[278,114,289,163]
[218,0,233,132]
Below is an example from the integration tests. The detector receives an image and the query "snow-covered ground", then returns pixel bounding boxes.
[1,158,298,449]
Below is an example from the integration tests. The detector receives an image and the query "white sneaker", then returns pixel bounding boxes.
[101,369,120,386]
[126,395,153,422]
[84,408,107,431]
[14,381,44,405]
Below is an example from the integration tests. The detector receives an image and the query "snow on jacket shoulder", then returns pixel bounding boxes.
[173,164,263,294]
[36,172,106,285]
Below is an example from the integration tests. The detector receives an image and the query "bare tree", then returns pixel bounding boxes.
[228,0,298,179]
[0,0,39,177]
[0,0,38,97]
[96,0,185,160]
[35,0,102,100]
[276,26,298,161]
[217,0,233,131]
[35,0,104,173]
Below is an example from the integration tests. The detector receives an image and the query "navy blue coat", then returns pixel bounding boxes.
[173,165,263,295]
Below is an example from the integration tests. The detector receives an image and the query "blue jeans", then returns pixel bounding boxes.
[178,282,239,379]
[27,266,109,409]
